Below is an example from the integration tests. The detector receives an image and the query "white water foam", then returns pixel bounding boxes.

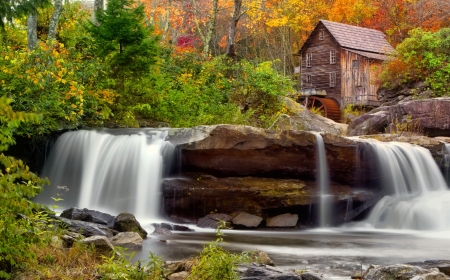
[314,133,331,227]
[358,141,450,230]
[38,129,175,222]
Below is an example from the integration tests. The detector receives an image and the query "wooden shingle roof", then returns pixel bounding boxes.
[320,20,395,55]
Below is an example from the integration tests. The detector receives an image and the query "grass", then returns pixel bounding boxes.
[14,240,103,279]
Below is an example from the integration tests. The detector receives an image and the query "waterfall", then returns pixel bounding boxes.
[362,141,450,230]
[37,129,175,221]
[441,143,450,184]
[314,133,331,227]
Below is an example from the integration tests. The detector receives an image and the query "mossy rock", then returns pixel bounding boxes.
[113,213,147,238]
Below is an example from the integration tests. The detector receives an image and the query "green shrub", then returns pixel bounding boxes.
[188,221,249,280]
[380,28,450,96]
[140,54,294,128]
[0,98,49,278]
[97,251,166,280]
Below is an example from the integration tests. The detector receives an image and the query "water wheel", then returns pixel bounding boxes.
[302,97,341,122]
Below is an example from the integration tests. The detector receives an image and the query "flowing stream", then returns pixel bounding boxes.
[38,128,175,221]
[357,141,450,230]
[38,130,450,278]
[314,133,331,227]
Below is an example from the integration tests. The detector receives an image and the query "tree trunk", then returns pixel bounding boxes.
[27,12,38,50]
[226,0,243,57]
[48,0,63,43]
[93,0,104,24]
[162,0,172,40]
[192,0,219,56]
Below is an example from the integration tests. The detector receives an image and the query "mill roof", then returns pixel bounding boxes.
[299,20,395,56]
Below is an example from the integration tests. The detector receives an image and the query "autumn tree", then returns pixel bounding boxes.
[225,0,246,57]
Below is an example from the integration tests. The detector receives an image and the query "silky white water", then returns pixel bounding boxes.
[314,133,331,227]
[358,141,450,230]
[38,129,175,221]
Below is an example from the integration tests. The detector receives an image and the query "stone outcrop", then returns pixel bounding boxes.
[169,125,366,185]
[363,264,448,280]
[113,213,147,238]
[349,98,450,137]
[377,81,432,106]
[163,124,450,225]
[163,174,378,224]
[266,213,298,227]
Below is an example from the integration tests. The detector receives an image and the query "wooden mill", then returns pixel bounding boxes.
[294,20,395,122]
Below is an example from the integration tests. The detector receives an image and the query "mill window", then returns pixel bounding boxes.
[330,49,336,64]
[330,72,336,87]
[306,53,312,67]
[306,75,311,84]
[319,30,324,40]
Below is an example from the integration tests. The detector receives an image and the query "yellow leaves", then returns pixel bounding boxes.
[266,17,289,28]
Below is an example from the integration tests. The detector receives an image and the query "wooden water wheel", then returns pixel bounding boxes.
[302,97,341,122]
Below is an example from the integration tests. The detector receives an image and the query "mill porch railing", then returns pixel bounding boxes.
[344,95,381,107]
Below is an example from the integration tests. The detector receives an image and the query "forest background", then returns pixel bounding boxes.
[1,0,450,140]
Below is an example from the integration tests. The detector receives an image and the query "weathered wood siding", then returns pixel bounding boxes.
[301,22,342,103]
[341,50,382,106]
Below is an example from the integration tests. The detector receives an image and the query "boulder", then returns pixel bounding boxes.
[300,273,325,280]
[60,207,115,227]
[154,223,193,231]
[152,228,173,235]
[279,97,348,135]
[50,236,64,249]
[232,212,263,228]
[241,263,302,279]
[197,213,232,229]
[167,271,189,280]
[110,232,143,249]
[348,111,389,136]
[266,213,298,227]
[364,264,448,280]
[57,216,114,238]
[61,232,83,247]
[407,260,450,277]
[164,261,185,275]
[349,98,450,137]
[249,250,274,266]
[82,236,116,255]
[113,213,147,238]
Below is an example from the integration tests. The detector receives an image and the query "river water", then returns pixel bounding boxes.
[132,226,450,279]
[38,129,450,278]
